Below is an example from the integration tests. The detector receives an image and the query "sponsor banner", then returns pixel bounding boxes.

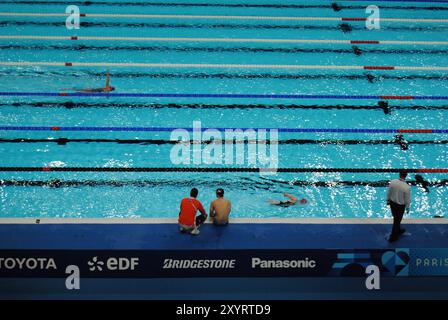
[0,248,446,278]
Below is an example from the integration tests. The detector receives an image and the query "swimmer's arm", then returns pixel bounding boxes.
[284,193,297,203]
[209,201,216,219]
[227,201,231,215]
[197,201,207,217]
[106,70,110,88]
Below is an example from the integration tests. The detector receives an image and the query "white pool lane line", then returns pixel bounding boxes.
[0,218,446,224]
[1,35,448,46]
[0,61,447,71]
[0,12,447,23]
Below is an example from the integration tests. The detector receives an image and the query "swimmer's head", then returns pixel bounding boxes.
[399,169,408,179]
[190,188,199,198]
[108,86,115,92]
[216,188,224,198]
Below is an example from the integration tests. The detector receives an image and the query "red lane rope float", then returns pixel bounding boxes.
[342,18,367,21]
[364,66,395,70]
[380,95,414,100]
[0,167,447,173]
[397,129,435,133]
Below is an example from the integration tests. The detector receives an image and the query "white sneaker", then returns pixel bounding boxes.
[190,228,200,236]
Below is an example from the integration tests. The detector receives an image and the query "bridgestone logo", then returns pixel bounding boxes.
[163,259,236,269]
[251,257,316,269]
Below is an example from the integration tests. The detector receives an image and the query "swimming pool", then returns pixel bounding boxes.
[0,0,447,219]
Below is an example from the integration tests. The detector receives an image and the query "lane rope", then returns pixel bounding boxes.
[0,12,447,23]
[1,179,446,188]
[0,126,447,134]
[0,138,445,145]
[0,167,447,173]
[3,102,448,111]
[0,92,447,100]
[1,35,448,45]
[1,61,447,71]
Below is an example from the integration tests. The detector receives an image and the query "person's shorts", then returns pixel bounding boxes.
[213,220,229,226]
[179,224,200,235]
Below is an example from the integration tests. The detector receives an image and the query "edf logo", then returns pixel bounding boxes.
[88,257,139,272]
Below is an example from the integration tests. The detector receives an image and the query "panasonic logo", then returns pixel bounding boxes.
[163,259,236,269]
[251,257,316,269]
[0,257,57,270]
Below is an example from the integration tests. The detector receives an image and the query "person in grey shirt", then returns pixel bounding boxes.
[386,169,411,242]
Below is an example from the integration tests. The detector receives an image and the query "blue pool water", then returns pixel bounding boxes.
[0,0,447,218]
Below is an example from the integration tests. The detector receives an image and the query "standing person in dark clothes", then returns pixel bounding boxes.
[386,170,411,242]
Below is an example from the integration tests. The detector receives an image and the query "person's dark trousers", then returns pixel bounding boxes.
[390,201,406,240]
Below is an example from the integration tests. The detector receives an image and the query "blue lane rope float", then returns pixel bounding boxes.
[0,126,446,134]
[1,92,448,100]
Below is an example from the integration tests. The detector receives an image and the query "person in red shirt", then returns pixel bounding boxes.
[178,188,207,235]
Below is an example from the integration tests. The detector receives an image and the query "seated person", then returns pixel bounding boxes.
[178,188,207,236]
[268,193,297,207]
[209,188,231,226]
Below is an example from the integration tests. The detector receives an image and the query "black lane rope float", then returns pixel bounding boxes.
[3,101,448,112]
[2,21,448,33]
[0,179,443,188]
[0,137,445,146]
[0,167,446,173]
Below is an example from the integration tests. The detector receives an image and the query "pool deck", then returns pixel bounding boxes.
[1,218,448,299]
[1,218,448,249]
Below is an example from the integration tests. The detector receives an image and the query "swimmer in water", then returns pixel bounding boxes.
[79,70,115,93]
[268,193,298,207]
[64,70,115,93]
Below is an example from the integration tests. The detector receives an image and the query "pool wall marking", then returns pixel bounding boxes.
[2,35,448,45]
[0,12,447,23]
[2,61,448,71]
